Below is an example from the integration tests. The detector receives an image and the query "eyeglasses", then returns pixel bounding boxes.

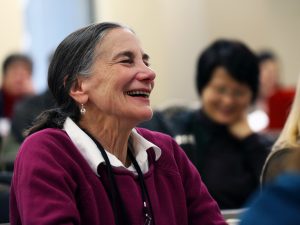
[209,84,250,100]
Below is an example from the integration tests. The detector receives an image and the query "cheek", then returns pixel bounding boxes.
[238,96,252,108]
[201,91,219,108]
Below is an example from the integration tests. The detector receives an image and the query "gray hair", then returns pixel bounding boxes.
[26,22,131,135]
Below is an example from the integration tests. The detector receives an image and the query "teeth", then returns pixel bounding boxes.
[127,91,150,97]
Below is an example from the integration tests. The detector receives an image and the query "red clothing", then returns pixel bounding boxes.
[10,127,226,225]
[1,90,20,118]
[267,87,295,130]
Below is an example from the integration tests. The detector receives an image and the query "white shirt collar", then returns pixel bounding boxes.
[63,117,161,176]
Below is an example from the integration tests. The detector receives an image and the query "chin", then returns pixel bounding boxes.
[136,109,153,123]
[214,115,235,125]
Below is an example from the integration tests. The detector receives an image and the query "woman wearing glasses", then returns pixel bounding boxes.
[169,39,272,209]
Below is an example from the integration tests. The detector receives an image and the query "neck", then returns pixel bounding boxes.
[79,117,132,165]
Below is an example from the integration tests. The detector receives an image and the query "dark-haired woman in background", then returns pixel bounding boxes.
[169,39,272,209]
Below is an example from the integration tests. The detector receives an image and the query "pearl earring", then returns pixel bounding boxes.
[80,104,86,115]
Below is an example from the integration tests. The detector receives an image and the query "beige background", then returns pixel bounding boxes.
[0,0,24,84]
[1,0,300,107]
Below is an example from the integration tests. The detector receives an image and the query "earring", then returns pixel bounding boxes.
[80,104,86,115]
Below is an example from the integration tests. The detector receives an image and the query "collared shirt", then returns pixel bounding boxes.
[63,117,161,176]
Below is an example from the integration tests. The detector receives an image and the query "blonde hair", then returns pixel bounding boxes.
[273,75,300,150]
[261,76,300,184]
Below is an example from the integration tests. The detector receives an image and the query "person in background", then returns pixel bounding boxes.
[10,52,56,143]
[0,54,55,171]
[256,50,295,133]
[240,148,300,225]
[0,53,35,119]
[10,22,226,225]
[247,76,300,225]
[0,89,56,172]
[0,54,35,169]
[167,39,272,209]
[261,76,300,185]
[10,89,56,143]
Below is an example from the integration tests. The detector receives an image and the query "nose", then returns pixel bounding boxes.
[222,93,237,106]
[136,63,156,82]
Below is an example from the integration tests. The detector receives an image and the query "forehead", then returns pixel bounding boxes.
[210,67,249,88]
[6,61,32,73]
[96,28,143,58]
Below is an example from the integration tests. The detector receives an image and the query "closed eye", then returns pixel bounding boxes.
[144,60,150,67]
[120,59,133,64]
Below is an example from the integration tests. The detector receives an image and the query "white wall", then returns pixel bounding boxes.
[95,0,300,107]
[0,0,24,84]
[1,0,300,107]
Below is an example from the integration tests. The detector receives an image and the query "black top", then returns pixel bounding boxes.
[11,90,56,143]
[168,109,272,209]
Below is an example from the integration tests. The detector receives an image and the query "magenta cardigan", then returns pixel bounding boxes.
[10,127,226,225]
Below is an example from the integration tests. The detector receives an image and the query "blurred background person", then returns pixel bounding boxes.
[0,53,35,169]
[261,75,300,185]
[11,89,55,143]
[0,53,35,139]
[163,39,272,209]
[240,147,300,225]
[241,75,300,225]
[0,88,56,172]
[0,53,55,171]
[0,53,35,119]
[250,50,295,135]
[10,52,56,144]
[0,53,35,223]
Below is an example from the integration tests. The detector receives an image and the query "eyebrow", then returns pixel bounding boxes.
[112,50,150,61]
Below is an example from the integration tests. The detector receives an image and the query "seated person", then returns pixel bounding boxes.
[0,90,56,171]
[0,53,35,119]
[0,54,35,169]
[165,39,272,209]
[240,148,300,225]
[261,76,300,185]
[10,22,226,225]
[256,50,295,133]
[11,89,56,143]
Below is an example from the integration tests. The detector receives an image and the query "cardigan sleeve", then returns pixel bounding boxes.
[10,131,80,225]
[171,138,227,225]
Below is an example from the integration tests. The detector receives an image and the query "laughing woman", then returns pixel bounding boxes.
[10,22,226,225]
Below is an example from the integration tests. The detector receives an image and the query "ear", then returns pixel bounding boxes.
[69,77,89,104]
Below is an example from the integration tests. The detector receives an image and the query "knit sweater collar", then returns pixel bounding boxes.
[63,117,161,176]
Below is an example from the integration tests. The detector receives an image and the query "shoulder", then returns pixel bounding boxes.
[168,109,199,134]
[17,128,73,160]
[14,128,82,180]
[243,132,274,148]
[23,128,70,145]
[261,148,294,185]
[241,173,300,225]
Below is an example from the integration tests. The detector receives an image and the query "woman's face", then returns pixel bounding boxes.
[3,61,33,97]
[80,28,156,126]
[259,59,279,99]
[201,67,252,125]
